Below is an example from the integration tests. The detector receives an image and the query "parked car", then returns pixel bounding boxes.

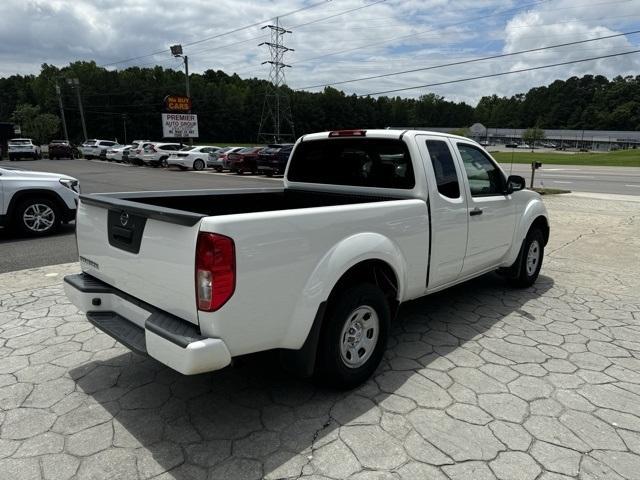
[228,146,265,174]
[0,166,79,236]
[505,142,519,148]
[7,138,41,160]
[541,142,557,148]
[141,142,182,167]
[207,147,244,171]
[64,128,549,387]
[256,144,294,176]
[167,145,222,171]
[47,140,74,159]
[106,145,133,163]
[79,140,119,160]
[128,140,154,165]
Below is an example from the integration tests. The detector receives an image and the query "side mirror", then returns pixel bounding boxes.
[506,175,526,194]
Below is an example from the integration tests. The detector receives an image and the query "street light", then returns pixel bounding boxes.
[170,44,192,145]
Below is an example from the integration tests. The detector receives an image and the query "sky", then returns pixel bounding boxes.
[1,0,639,105]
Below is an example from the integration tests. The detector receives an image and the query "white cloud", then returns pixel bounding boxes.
[0,0,638,106]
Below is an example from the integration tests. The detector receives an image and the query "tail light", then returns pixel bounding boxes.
[195,232,235,312]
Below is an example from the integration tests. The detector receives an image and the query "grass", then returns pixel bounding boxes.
[491,149,640,167]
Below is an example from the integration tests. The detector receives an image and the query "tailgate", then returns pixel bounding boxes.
[75,195,205,324]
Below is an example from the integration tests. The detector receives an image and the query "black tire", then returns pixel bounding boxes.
[178,166,187,171]
[315,283,390,389]
[193,159,205,171]
[265,171,273,177]
[505,228,545,288]
[9,155,15,161]
[159,157,168,168]
[14,197,61,236]
[215,167,223,172]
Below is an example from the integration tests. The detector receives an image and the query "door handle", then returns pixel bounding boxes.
[470,207,483,216]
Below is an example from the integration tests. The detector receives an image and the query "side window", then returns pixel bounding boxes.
[457,144,505,196]
[425,140,460,199]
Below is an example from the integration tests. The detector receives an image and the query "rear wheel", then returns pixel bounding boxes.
[193,159,205,171]
[315,283,390,389]
[159,157,168,168]
[14,197,60,236]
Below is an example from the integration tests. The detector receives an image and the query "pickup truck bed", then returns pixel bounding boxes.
[83,187,403,219]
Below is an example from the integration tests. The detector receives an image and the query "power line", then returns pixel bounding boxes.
[295,29,640,90]
[122,0,390,71]
[287,0,551,66]
[98,0,333,68]
[359,49,640,97]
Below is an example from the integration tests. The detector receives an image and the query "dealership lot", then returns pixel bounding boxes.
[0,159,278,273]
[0,194,638,479]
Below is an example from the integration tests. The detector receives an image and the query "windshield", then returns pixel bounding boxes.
[82,140,97,146]
[181,146,195,151]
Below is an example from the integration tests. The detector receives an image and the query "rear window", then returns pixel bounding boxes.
[288,138,415,189]
[9,139,31,145]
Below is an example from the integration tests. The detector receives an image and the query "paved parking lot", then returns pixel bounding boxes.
[0,159,280,273]
[0,194,639,480]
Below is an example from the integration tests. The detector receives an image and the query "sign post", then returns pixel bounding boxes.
[162,94,197,143]
[161,113,198,138]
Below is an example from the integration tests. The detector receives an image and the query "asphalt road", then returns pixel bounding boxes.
[499,163,640,195]
[0,159,280,273]
[1,158,638,273]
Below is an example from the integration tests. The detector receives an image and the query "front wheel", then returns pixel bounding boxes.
[159,157,168,168]
[504,228,545,288]
[315,283,390,389]
[14,197,60,236]
[193,159,205,171]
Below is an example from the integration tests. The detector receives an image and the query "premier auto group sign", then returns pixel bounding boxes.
[162,95,198,138]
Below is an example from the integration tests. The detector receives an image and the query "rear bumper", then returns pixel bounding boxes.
[64,273,231,375]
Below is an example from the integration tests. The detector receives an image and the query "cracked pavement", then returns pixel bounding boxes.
[0,194,639,480]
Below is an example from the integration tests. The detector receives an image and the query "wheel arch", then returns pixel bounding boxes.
[6,188,67,219]
[279,233,406,377]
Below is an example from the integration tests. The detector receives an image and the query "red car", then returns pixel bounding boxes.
[228,147,265,174]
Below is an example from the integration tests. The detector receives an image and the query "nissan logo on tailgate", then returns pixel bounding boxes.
[120,211,130,226]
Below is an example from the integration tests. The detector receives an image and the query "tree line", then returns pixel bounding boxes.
[0,61,638,144]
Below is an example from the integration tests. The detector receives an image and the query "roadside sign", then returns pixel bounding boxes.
[163,95,191,112]
[162,113,198,138]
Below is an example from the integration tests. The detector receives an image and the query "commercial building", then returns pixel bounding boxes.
[413,123,640,151]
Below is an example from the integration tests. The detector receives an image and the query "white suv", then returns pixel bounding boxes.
[0,166,79,236]
[8,138,41,161]
[141,142,182,167]
[79,140,119,160]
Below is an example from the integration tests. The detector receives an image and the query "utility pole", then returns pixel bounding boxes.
[55,83,69,141]
[258,17,295,143]
[67,78,88,140]
[122,114,128,144]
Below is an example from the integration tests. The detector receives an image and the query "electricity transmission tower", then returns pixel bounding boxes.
[257,18,295,143]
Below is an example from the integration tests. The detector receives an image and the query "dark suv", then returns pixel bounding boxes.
[48,140,75,159]
[256,144,294,176]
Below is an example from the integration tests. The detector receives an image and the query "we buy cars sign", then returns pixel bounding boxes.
[162,113,199,138]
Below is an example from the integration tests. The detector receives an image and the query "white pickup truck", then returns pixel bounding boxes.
[64,129,549,388]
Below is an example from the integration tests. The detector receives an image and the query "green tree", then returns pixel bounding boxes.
[11,103,60,144]
[522,126,545,150]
